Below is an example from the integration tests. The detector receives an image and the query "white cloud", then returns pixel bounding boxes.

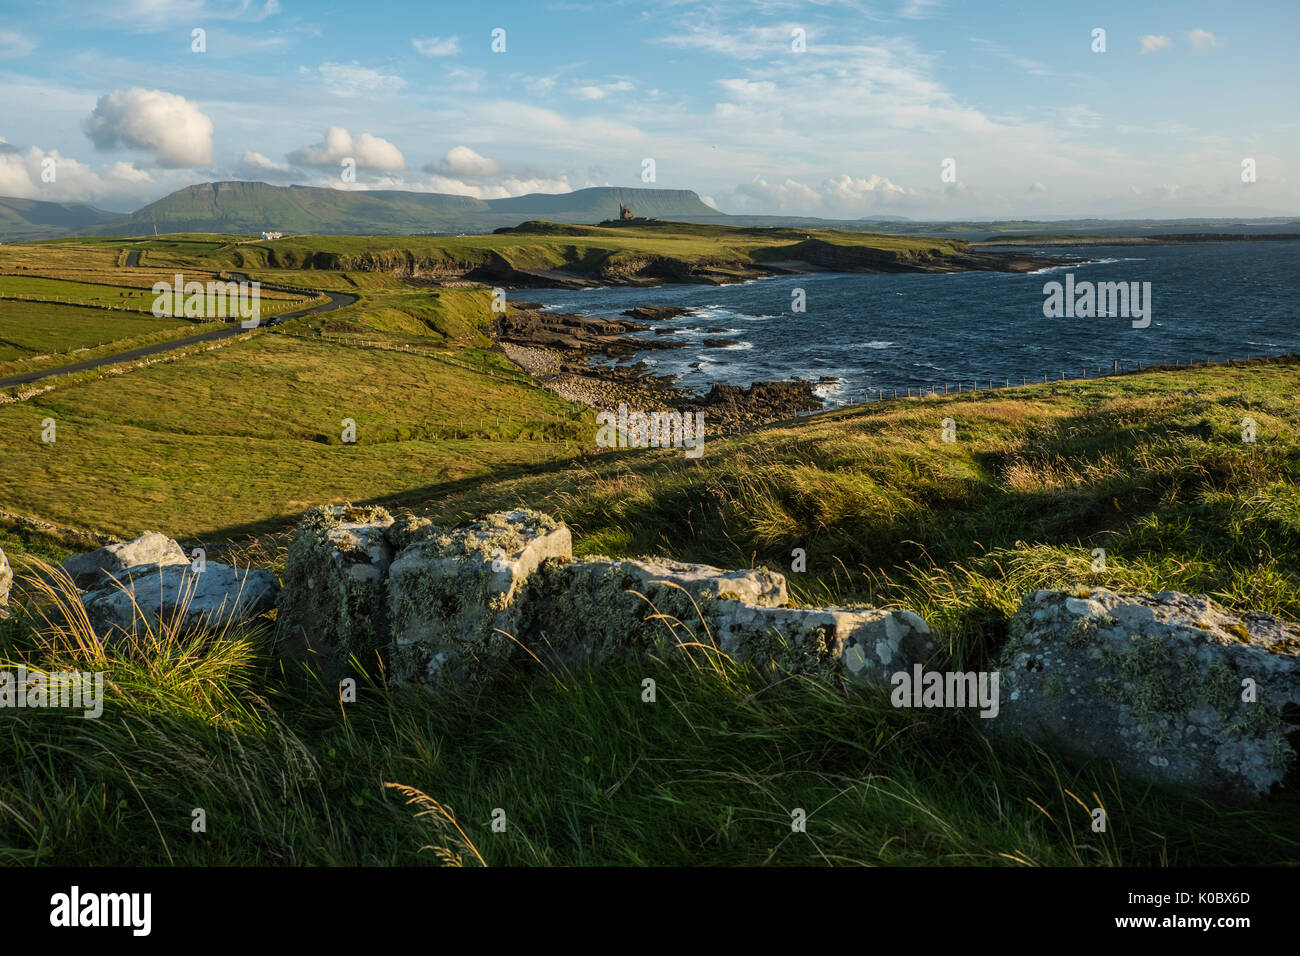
[570,80,634,101]
[0,29,36,57]
[419,145,570,197]
[0,142,164,207]
[899,0,942,20]
[424,145,499,179]
[102,0,281,29]
[1139,35,1172,54]
[425,173,571,199]
[313,61,406,98]
[412,35,460,57]
[288,126,405,170]
[1188,29,1220,51]
[822,173,905,203]
[240,150,287,170]
[82,87,214,167]
[1028,181,1047,193]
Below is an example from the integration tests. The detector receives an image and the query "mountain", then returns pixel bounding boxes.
[0,196,120,241]
[2,180,1297,241]
[70,181,719,238]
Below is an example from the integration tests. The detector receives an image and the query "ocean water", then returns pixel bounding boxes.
[527,241,1300,403]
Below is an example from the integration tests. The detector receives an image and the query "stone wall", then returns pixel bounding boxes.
[274,506,936,691]
[273,507,1300,799]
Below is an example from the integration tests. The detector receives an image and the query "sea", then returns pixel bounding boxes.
[526,241,1299,404]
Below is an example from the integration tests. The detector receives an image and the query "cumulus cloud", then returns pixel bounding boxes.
[240,150,286,171]
[311,62,406,97]
[419,145,568,198]
[423,145,499,179]
[82,87,214,167]
[823,173,905,203]
[721,173,906,215]
[1028,181,1048,193]
[425,173,571,199]
[288,126,405,170]
[0,140,162,208]
[1139,34,1172,54]
[412,35,459,56]
[1188,29,1220,51]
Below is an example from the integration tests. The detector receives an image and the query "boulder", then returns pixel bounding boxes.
[516,557,788,666]
[518,558,934,687]
[991,587,1300,798]
[0,546,11,618]
[716,603,935,687]
[276,505,395,673]
[63,532,189,590]
[82,562,279,640]
[387,510,572,685]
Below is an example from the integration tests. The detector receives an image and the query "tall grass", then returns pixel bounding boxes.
[1,553,1296,866]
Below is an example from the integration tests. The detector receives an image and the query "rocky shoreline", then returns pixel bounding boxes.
[495,301,824,433]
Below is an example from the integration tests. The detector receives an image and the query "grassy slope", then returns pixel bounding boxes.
[383,358,1300,670]
[6,359,1296,868]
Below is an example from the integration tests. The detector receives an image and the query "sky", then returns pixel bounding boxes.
[0,0,1296,218]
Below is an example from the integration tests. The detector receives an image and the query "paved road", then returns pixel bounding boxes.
[0,271,356,388]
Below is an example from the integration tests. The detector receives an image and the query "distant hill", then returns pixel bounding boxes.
[68,181,719,238]
[1,180,1297,241]
[0,196,120,240]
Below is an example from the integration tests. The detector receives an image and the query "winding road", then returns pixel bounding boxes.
[0,262,357,388]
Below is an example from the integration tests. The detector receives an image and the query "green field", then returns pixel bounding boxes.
[0,230,1297,868]
[0,300,201,362]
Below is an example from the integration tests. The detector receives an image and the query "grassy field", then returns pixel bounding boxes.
[0,256,590,540]
[0,232,1297,867]
[0,300,203,363]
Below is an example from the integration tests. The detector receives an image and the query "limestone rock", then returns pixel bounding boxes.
[387,509,572,685]
[519,557,932,687]
[82,562,280,640]
[62,532,189,590]
[991,587,1300,798]
[716,604,935,687]
[276,505,395,673]
[516,557,788,666]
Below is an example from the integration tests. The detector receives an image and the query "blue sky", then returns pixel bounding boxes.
[1,0,1296,217]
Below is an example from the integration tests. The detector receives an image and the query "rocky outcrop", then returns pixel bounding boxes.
[277,508,937,690]
[0,546,11,619]
[621,306,691,321]
[275,505,396,672]
[82,562,280,640]
[991,588,1299,798]
[388,510,573,684]
[62,532,189,589]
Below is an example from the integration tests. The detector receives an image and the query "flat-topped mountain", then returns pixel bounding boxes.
[72,181,719,238]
